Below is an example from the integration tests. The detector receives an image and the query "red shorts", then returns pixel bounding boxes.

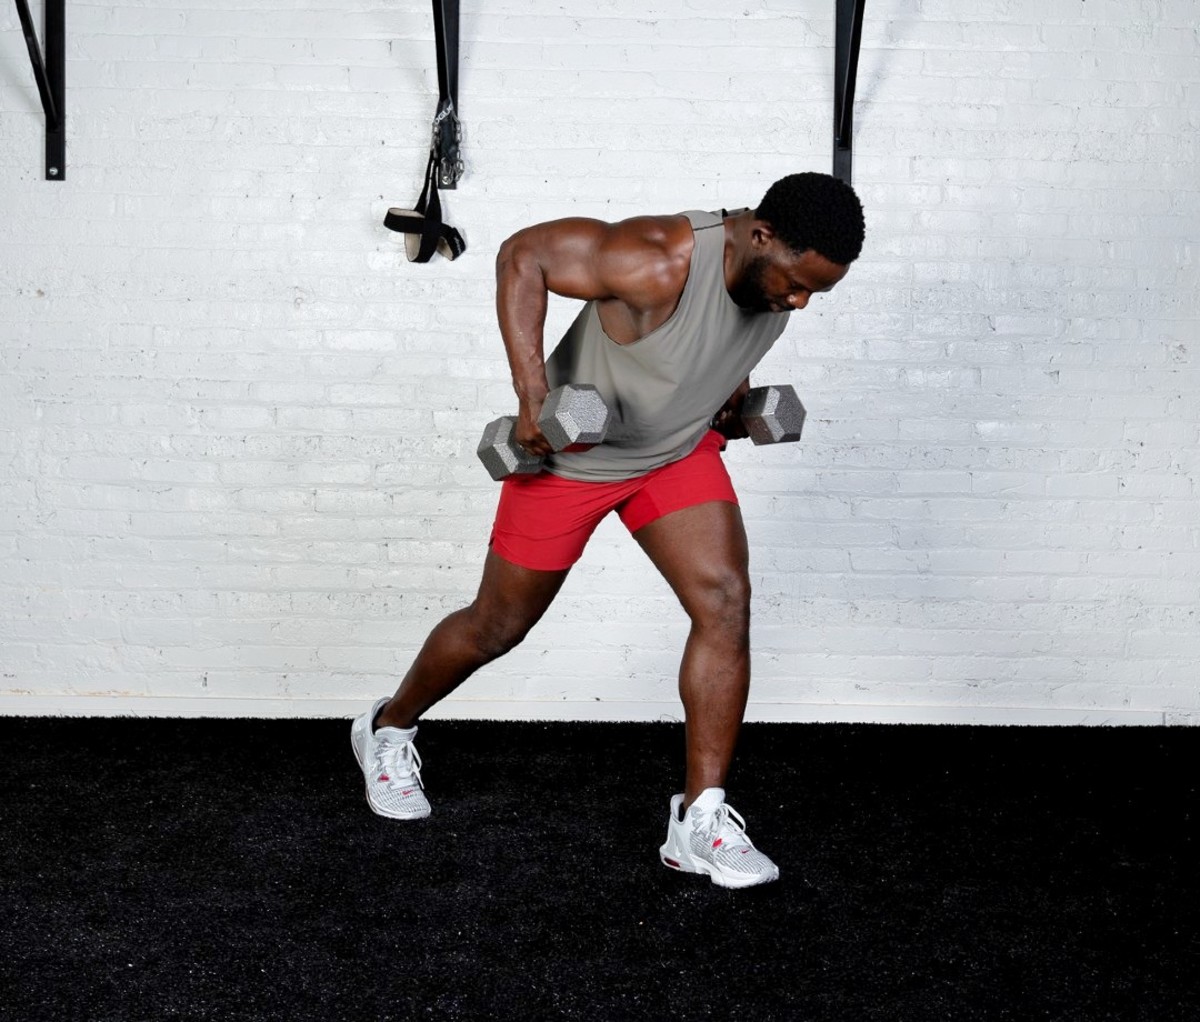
[489,430,737,571]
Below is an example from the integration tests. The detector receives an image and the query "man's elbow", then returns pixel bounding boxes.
[496,230,539,282]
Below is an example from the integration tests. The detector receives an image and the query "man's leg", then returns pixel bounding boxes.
[632,500,751,809]
[636,498,778,887]
[351,550,569,820]
[376,550,571,729]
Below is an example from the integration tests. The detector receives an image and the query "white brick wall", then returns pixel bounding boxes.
[2,0,1198,723]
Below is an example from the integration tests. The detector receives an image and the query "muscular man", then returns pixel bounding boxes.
[352,172,865,888]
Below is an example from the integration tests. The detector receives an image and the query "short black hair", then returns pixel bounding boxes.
[755,172,865,265]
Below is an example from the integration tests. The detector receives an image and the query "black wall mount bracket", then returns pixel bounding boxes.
[833,0,865,185]
[14,0,65,181]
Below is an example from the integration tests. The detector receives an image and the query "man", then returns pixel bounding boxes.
[352,172,865,888]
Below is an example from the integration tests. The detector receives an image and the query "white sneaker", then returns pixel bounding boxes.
[659,787,779,888]
[350,697,431,820]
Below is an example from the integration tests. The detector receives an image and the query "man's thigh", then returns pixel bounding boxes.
[631,500,751,619]
[489,471,640,571]
[617,430,738,536]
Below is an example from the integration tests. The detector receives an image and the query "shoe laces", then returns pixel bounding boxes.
[696,802,754,852]
[375,734,423,790]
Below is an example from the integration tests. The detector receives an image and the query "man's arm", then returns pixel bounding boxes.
[494,215,692,456]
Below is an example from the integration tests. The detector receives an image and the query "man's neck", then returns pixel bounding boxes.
[722,209,758,297]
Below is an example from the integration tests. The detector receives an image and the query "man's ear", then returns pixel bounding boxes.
[751,220,776,249]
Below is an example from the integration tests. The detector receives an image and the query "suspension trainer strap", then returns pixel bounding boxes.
[383,0,465,263]
[431,0,462,189]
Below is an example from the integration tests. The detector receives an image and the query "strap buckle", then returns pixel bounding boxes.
[432,102,463,189]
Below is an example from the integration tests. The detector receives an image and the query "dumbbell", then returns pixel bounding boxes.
[477,384,611,480]
[737,384,807,444]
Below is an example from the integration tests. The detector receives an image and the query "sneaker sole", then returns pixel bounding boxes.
[350,721,431,821]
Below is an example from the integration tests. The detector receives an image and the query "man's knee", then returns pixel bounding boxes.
[466,603,538,661]
[685,568,751,635]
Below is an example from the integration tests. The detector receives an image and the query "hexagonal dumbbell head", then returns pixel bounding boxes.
[537,384,611,451]
[477,415,543,481]
[741,385,806,445]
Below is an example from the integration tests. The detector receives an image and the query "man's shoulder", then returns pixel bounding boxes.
[582,214,700,320]
[605,212,695,252]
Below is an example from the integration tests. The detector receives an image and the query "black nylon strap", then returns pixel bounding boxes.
[431,0,462,189]
[384,152,465,263]
[433,0,458,110]
[382,0,465,263]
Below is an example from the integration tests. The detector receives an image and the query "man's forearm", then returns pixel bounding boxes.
[495,234,550,404]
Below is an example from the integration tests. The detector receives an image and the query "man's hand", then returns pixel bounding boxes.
[710,378,751,440]
[515,394,554,458]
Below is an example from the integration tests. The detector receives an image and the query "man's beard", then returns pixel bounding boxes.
[728,255,773,312]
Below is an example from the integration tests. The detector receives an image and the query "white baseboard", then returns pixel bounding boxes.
[0,694,1172,725]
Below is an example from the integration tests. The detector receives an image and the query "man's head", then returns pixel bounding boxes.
[757,172,865,265]
[729,172,865,313]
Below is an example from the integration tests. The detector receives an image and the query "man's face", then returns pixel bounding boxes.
[731,244,849,314]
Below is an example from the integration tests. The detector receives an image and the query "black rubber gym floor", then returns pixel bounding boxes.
[1,718,1196,1021]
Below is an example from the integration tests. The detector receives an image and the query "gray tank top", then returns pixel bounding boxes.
[542,209,791,482]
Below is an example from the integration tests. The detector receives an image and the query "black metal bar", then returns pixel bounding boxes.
[14,0,58,126]
[833,0,865,185]
[13,0,66,180]
[836,0,865,145]
[45,0,65,179]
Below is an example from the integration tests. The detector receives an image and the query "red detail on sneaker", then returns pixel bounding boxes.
[712,838,724,849]
[741,848,750,855]
[402,789,415,796]
[378,774,390,782]
[663,857,682,869]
